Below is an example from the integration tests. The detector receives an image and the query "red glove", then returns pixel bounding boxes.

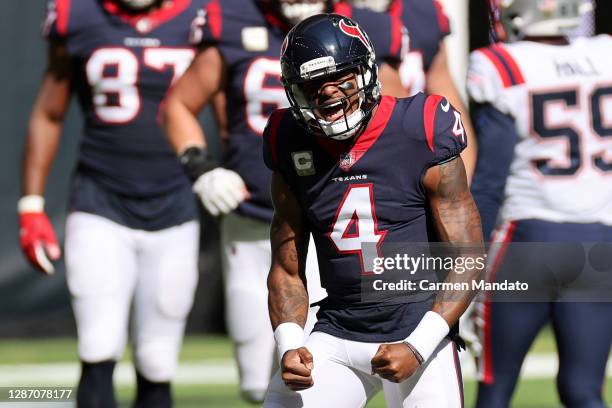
[18,196,61,275]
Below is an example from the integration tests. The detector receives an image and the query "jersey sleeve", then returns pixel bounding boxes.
[41,0,70,40]
[470,104,519,240]
[418,94,468,165]
[189,0,223,46]
[467,44,525,114]
[351,8,404,64]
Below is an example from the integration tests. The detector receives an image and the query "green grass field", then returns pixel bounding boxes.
[1,327,610,407]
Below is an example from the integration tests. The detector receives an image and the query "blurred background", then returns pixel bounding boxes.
[0,0,610,407]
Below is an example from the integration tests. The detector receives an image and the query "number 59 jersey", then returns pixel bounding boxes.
[43,0,204,197]
[468,36,612,226]
[263,95,467,341]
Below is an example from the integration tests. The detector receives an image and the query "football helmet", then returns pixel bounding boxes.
[281,13,381,140]
[496,0,587,41]
[349,0,391,13]
[115,0,160,12]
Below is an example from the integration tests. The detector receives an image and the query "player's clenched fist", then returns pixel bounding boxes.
[371,343,421,383]
[281,347,314,391]
[18,195,61,275]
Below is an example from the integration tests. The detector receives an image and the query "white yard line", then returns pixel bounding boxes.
[0,355,610,387]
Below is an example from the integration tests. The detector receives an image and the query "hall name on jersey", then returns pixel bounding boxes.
[555,57,600,77]
[332,174,368,182]
[124,37,161,47]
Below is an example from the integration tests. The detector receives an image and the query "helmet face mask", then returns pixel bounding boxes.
[281,14,381,140]
[276,0,327,26]
[115,0,160,12]
[496,0,586,41]
[349,0,391,13]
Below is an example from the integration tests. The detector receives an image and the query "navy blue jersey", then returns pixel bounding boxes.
[44,0,204,197]
[263,95,467,342]
[192,0,404,221]
[389,0,450,94]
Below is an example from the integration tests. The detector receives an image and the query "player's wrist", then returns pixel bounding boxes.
[404,311,450,364]
[274,322,304,362]
[18,195,45,213]
[178,146,219,182]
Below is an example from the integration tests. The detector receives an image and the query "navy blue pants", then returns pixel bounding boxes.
[476,220,612,408]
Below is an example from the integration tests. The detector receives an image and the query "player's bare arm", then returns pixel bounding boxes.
[426,45,477,183]
[23,40,72,196]
[372,157,483,383]
[268,172,313,391]
[378,61,409,98]
[424,156,484,323]
[162,45,223,153]
[19,40,72,274]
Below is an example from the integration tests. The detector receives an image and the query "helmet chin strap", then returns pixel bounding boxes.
[280,2,326,26]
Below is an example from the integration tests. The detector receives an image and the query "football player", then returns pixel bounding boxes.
[262,14,483,407]
[19,0,203,406]
[163,0,407,402]
[468,0,612,406]
[349,0,478,181]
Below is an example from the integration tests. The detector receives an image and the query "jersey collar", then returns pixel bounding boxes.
[315,96,396,171]
[102,0,191,34]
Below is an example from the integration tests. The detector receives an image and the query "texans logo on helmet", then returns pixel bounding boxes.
[338,19,371,51]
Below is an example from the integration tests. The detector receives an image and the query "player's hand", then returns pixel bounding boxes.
[371,343,420,383]
[19,211,61,275]
[192,168,249,216]
[459,302,483,358]
[280,346,314,391]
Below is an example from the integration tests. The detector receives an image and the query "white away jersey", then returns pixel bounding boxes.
[468,35,612,226]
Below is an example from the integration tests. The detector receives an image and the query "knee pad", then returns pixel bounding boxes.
[557,378,603,408]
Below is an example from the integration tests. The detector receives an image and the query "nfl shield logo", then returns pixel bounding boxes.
[339,152,355,170]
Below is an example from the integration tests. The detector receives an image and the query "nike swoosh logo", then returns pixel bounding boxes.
[441,99,450,112]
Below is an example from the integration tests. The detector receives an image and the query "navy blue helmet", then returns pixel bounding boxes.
[280,13,381,140]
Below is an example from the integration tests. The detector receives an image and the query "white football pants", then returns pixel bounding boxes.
[264,333,463,408]
[64,212,199,382]
[221,212,325,397]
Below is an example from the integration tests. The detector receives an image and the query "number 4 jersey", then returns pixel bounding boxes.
[43,0,204,197]
[468,36,612,228]
[263,95,467,342]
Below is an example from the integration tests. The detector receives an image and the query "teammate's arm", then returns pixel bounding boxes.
[20,40,73,274]
[268,172,313,391]
[379,61,409,98]
[162,46,247,216]
[426,44,477,182]
[162,45,223,152]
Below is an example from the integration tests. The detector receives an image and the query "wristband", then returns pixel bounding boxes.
[274,322,304,361]
[178,146,219,182]
[18,195,45,213]
[404,311,450,363]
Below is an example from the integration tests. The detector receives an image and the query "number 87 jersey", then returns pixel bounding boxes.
[468,36,612,227]
[42,0,204,196]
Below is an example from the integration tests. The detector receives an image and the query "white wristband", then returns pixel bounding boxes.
[18,195,45,213]
[274,322,304,361]
[405,311,450,363]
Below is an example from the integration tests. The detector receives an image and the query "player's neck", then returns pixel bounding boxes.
[522,36,569,45]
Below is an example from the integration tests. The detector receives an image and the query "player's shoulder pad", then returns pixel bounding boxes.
[468,43,525,104]
[420,94,467,164]
[41,0,71,39]
[262,108,292,171]
[341,4,404,62]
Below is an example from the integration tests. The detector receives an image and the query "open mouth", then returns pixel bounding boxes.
[317,98,350,122]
